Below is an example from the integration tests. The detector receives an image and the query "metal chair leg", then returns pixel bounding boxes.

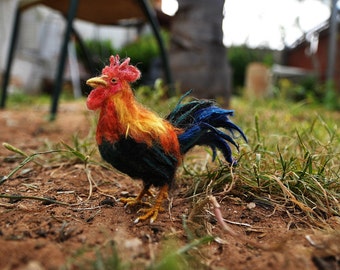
[49,0,79,121]
[138,0,174,95]
[1,6,21,108]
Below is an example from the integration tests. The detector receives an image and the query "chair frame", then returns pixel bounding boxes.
[1,0,173,120]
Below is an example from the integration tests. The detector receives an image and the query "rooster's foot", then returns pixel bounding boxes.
[134,184,169,224]
[119,186,154,207]
[134,205,165,224]
[119,197,152,208]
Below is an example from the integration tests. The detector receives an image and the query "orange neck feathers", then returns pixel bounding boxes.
[96,81,182,158]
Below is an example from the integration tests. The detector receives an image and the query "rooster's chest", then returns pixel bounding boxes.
[98,137,178,186]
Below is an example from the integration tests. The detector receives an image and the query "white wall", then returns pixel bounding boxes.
[0,0,18,72]
[0,2,139,94]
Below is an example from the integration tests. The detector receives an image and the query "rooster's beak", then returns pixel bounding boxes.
[86,76,108,88]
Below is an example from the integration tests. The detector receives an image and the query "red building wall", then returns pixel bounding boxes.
[285,30,340,93]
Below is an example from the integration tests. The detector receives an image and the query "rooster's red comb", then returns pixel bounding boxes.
[102,55,141,83]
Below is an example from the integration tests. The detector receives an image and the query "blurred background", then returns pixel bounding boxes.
[0,0,339,109]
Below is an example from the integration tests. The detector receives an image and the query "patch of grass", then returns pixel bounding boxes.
[6,91,51,108]
[1,132,96,179]
[148,236,213,270]
[181,96,339,227]
[61,236,213,270]
[62,240,130,270]
[5,89,82,109]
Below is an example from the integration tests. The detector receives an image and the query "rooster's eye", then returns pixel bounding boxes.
[111,78,117,84]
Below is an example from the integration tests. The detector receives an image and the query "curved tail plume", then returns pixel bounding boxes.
[167,92,247,164]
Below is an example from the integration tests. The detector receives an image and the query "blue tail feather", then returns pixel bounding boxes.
[194,107,248,143]
[200,122,239,149]
[167,92,247,164]
[198,132,233,164]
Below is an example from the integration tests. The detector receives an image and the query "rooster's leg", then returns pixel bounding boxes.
[119,184,153,207]
[134,184,169,224]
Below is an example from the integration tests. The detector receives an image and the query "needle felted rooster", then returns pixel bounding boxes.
[86,55,247,223]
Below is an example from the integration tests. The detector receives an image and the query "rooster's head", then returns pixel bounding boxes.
[86,55,141,110]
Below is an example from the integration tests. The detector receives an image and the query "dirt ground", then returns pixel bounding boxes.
[0,101,339,270]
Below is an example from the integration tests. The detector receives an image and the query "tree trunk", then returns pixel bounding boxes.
[169,0,231,105]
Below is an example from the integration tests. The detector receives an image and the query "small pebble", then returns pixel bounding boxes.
[247,202,256,209]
